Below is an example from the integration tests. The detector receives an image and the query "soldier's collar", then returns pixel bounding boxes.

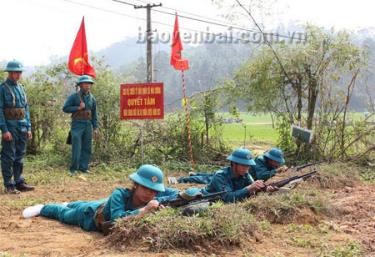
[79,89,91,95]
[5,78,18,86]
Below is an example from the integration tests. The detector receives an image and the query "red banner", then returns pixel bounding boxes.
[120,83,164,120]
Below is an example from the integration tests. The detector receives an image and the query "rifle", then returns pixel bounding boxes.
[159,190,227,208]
[266,170,317,189]
[289,162,320,172]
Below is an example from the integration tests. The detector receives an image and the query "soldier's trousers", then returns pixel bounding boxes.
[70,121,92,172]
[41,201,99,231]
[177,172,213,184]
[1,126,27,187]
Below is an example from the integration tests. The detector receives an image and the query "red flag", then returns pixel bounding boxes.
[170,14,189,71]
[68,17,96,78]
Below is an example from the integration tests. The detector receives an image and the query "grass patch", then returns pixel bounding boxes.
[321,242,363,257]
[2,197,45,209]
[108,203,258,252]
[359,166,375,182]
[0,252,26,257]
[222,123,277,146]
[310,163,361,189]
[290,236,319,248]
[218,112,277,146]
[241,190,332,224]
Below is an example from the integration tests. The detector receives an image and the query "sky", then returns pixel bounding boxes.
[0,0,374,66]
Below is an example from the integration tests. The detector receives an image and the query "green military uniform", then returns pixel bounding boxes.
[201,148,256,203]
[0,60,34,193]
[176,147,286,184]
[249,148,285,181]
[63,75,98,174]
[40,188,138,231]
[25,165,169,233]
[202,166,254,203]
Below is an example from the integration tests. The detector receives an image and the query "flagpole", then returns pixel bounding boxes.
[81,17,85,76]
[181,70,194,169]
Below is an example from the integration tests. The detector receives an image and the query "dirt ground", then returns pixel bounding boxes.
[332,184,375,253]
[1,177,374,257]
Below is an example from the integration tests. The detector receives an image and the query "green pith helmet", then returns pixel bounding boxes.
[4,60,24,72]
[264,148,285,164]
[129,164,165,192]
[227,148,256,166]
[77,75,94,85]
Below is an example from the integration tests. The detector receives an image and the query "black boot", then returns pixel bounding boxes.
[16,182,35,192]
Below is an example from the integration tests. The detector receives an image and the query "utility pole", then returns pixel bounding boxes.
[134,3,162,83]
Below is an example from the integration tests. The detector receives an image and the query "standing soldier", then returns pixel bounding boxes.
[63,75,98,175]
[0,60,34,194]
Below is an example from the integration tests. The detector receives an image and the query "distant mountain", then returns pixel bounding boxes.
[1,25,374,110]
[96,37,171,69]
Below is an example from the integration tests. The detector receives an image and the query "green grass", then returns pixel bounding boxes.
[219,112,274,123]
[218,111,374,147]
[323,242,363,257]
[222,123,277,145]
[218,112,277,146]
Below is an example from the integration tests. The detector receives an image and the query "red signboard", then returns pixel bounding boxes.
[120,83,164,120]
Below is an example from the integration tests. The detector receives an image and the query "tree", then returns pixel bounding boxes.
[227,25,371,160]
[24,63,68,154]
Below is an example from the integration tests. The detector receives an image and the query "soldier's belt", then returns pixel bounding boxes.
[94,203,106,231]
[4,108,26,120]
[72,110,92,120]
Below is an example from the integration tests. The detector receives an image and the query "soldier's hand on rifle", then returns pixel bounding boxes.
[247,180,266,193]
[2,132,12,141]
[141,200,160,214]
[277,166,288,173]
[78,102,85,110]
[26,131,32,140]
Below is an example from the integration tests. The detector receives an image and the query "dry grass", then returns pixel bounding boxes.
[240,189,333,224]
[108,203,258,252]
[308,162,361,189]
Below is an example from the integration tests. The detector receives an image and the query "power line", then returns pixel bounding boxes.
[113,0,303,41]
[59,0,145,21]
[58,0,296,45]
[152,7,302,40]
[132,0,239,25]
[113,0,259,33]
[154,8,259,33]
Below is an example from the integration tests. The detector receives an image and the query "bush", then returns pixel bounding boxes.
[24,63,68,154]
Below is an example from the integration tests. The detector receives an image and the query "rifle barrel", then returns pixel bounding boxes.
[160,191,226,208]
[269,170,317,188]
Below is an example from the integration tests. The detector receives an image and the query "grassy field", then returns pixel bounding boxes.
[219,111,375,147]
[219,112,278,146]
